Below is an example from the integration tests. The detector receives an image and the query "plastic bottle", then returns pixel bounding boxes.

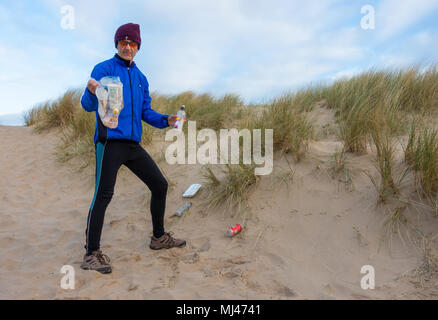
[174,105,186,130]
[96,85,108,101]
[175,201,192,217]
[95,77,124,129]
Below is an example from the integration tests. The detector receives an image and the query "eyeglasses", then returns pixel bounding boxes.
[118,40,138,49]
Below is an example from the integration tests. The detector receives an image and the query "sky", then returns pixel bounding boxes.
[0,0,438,125]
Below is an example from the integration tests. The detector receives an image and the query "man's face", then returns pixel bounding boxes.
[117,39,138,61]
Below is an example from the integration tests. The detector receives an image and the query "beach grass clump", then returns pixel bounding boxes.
[319,67,438,153]
[188,93,242,130]
[337,98,374,153]
[238,93,314,161]
[23,102,50,126]
[393,66,438,114]
[336,95,407,154]
[404,122,438,206]
[292,87,323,112]
[322,67,438,114]
[382,204,410,250]
[28,89,82,133]
[366,123,410,203]
[54,107,96,168]
[328,147,354,190]
[140,121,155,148]
[201,163,259,213]
[152,91,243,131]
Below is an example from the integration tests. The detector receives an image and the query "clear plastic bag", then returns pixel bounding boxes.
[95,76,124,128]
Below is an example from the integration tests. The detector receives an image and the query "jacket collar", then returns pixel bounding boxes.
[113,53,135,68]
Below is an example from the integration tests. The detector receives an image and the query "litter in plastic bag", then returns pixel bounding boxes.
[95,76,124,128]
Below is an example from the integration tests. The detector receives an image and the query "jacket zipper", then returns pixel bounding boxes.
[127,67,134,140]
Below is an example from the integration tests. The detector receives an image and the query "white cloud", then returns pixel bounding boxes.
[43,0,121,44]
[0,0,437,115]
[153,44,224,93]
[331,68,362,81]
[0,4,10,20]
[132,0,364,101]
[413,31,432,46]
[376,0,438,40]
[0,39,87,115]
[75,43,107,61]
[220,59,335,102]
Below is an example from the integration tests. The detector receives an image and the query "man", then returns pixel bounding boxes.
[80,23,186,274]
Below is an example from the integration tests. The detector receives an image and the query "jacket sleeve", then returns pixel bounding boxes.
[141,78,169,129]
[80,65,107,112]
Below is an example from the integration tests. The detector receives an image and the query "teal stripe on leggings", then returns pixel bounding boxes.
[89,141,105,211]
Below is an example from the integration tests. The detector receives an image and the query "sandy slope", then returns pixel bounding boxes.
[0,113,437,299]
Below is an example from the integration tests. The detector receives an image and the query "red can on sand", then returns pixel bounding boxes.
[226,224,242,237]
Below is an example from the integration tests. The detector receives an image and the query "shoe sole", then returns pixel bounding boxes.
[80,265,112,274]
[149,241,187,250]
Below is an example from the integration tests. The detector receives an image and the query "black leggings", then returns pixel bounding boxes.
[85,139,168,254]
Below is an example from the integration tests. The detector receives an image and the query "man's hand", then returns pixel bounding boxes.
[167,115,178,127]
[87,79,99,95]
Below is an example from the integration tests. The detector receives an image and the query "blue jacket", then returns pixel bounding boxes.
[81,54,169,144]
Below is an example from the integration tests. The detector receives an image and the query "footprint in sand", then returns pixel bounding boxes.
[264,252,286,267]
[275,284,296,298]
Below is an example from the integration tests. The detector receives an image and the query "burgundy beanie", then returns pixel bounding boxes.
[114,23,141,49]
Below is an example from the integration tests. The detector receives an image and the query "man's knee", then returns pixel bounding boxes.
[152,178,168,196]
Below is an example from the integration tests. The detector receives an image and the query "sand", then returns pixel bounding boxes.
[1,109,437,299]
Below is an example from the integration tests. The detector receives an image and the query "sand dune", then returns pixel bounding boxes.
[0,116,437,299]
